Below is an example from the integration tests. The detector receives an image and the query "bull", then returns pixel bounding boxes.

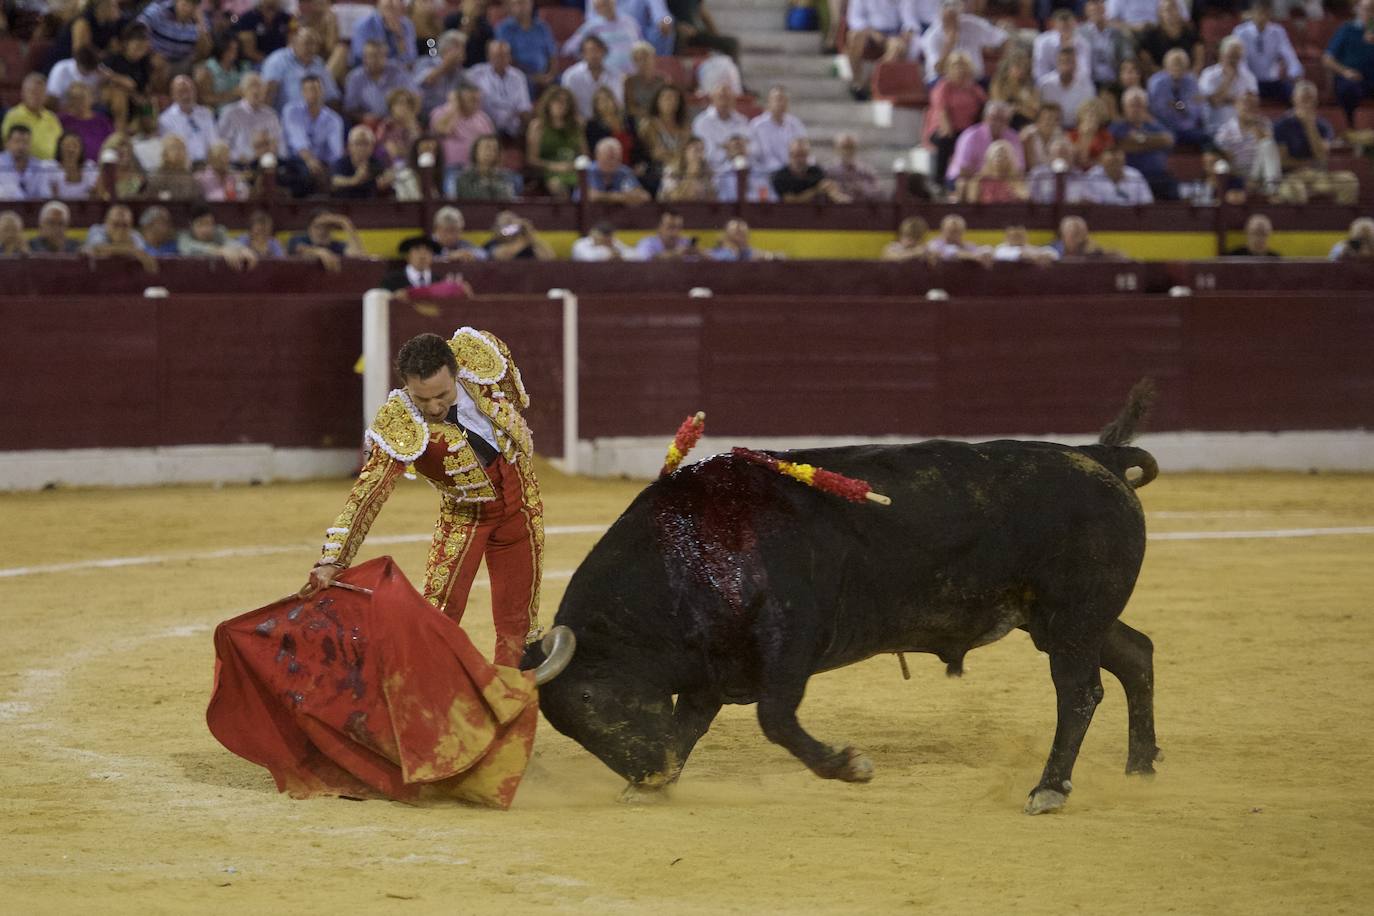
[526,385,1162,813]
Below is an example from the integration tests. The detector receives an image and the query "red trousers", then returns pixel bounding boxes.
[423,456,543,666]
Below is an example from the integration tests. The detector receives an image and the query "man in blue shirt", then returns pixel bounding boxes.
[1109,86,1177,198]
[281,75,345,196]
[495,0,559,95]
[350,0,418,67]
[344,39,417,121]
[262,28,341,111]
[1323,14,1374,126]
[577,137,651,203]
[1146,47,1207,147]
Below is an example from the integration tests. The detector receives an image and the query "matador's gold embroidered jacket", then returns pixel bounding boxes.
[318,327,539,570]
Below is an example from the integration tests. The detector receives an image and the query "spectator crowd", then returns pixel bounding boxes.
[0,0,1369,263]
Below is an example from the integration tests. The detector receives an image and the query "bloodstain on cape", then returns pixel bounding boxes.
[206,556,538,808]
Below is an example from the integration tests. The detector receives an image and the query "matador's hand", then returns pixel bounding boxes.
[300,563,341,597]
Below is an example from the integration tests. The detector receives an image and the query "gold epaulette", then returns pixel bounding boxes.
[449,327,531,409]
[365,390,428,463]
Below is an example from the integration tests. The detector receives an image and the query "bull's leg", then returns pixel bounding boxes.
[1099,620,1161,774]
[667,690,723,783]
[1026,650,1105,815]
[756,680,874,783]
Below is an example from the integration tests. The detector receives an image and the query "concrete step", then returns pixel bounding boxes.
[805,123,915,148]
[734,29,824,55]
[754,74,853,100]
[738,52,837,79]
[710,0,794,10]
[711,8,788,32]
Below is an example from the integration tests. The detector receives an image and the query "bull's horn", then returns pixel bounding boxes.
[533,626,576,686]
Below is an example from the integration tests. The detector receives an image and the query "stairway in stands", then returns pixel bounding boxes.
[710,0,922,185]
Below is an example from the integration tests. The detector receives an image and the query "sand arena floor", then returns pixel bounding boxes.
[1,462,1372,914]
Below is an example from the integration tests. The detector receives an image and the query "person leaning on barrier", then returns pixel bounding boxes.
[1225,213,1281,258]
[881,216,931,263]
[635,208,697,259]
[707,218,780,262]
[0,210,25,255]
[432,205,490,263]
[572,221,640,261]
[29,200,80,253]
[1329,217,1374,261]
[926,214,993,266]
[83,202,158,273]
[483,210,556,261]
[1051,215,1121,259]
[177,203,259,270]
[993,225,1060,266]
[286,208,366,272]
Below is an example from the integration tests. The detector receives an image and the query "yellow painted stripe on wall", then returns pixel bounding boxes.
[354,228,1348,262]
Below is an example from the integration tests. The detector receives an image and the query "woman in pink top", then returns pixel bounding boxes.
[924,51,987,192]
[429,83,495,191]
[957,140,1030,204]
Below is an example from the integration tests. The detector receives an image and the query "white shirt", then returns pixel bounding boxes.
[920,15,1006,83]
[898,0,941,31]
[453,385,499,451]
[1036,70,1097,127]
[559,60,625,121]
[847,0,902,33]
[1031,30,1092,83]
[691,105,751,172]
[216,99,285,163]
[994,242,1059,261]
[696,53,742,94]
[561,12,643,75]
[747,111,808,175]
[1198,63,1259,131]
[45,59,102,102]
[1080,21,1126,84]
[1105,0,1188,26]
[571,235,639,261]
[1233,20,1303,82]
[159,104,220,163]
[1082,164,1154,205]
[466,63,533,135]
[0,153,57,200]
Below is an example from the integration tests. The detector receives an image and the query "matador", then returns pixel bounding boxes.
[305,328,543,666]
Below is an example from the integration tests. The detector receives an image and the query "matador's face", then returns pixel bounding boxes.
[405,367,458,424]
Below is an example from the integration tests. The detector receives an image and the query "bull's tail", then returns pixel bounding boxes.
[1086,379,1159,489]
[1098,379,1157,447]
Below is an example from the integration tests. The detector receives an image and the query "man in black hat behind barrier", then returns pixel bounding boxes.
[381,234,474,300]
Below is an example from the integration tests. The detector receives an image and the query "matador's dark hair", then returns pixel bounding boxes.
[395,333,457,381]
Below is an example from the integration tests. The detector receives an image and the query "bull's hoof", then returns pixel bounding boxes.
[837,746,875,783]
[1126,745,1164,775]
[618,782,670,805]
[1024,780,1072,815]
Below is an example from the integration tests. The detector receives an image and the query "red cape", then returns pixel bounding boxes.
[206,557,538,808]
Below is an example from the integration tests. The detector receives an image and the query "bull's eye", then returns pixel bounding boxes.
[580,691,592,703]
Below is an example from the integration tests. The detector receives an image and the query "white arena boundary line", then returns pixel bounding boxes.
[0,525,607,580]
[3,524,1374,580]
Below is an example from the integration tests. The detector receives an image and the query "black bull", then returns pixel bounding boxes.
[525,400,1162,814]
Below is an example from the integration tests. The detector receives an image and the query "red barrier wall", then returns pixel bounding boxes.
[1,295,362,450]
[3,293,1370,458]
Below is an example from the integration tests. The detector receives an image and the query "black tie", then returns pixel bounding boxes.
[445,405,499,466]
